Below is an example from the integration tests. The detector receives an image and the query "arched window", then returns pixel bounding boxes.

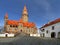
[10,25,12,27]
[52,26,54,30]
[16,26,18,28]
[13,25,15,27]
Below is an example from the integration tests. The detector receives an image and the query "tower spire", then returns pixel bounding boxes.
[22,5,28,15]
[22,5,28,22]
[5,12,8,19]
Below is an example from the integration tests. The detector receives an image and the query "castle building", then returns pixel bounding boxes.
[40,18,60,38]
[4,5,37,34]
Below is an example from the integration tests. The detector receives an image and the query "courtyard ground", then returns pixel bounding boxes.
[0,33,60,45]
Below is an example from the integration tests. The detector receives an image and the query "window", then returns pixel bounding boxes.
[46,30,48,33]
[16,26,18,28]
[52,26,54,30]
[41,29,45,32]
[13,25,15,27]
[10,25,12,27]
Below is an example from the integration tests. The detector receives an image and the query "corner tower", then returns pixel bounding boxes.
[22,5,28,22]
[4,13,8,31]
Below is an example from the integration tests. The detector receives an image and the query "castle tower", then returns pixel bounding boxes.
[4,13,8,25]
[4,13,8,31]
[22,5,28,22]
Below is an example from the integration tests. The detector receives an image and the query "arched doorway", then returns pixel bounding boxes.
[58,32,60,38]
[21,29,22,32]
[51,32,56,38]
[6,34,7,37]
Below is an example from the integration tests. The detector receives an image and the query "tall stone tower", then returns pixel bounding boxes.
[22,5,28,22]
[4,13,8,31]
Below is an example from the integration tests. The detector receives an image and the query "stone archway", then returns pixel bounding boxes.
[58,32,60,38]
[51,32,56,38]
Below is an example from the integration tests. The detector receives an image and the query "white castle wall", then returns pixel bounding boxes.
[30,34,40,37]
[0,34,6,37]
[0,33,15,37]
[7,34,15,37]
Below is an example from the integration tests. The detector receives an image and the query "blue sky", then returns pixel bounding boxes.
[0,0,60,28]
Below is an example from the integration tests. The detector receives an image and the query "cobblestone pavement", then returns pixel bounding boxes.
[0,33,60,45]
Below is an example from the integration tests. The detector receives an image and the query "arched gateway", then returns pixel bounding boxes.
[51,32,56,38]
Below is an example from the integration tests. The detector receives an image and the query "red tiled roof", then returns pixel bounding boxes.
[7,20,35,27]
[8,20,18,26]
[23,22,35,28]
[41,18,60,28]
